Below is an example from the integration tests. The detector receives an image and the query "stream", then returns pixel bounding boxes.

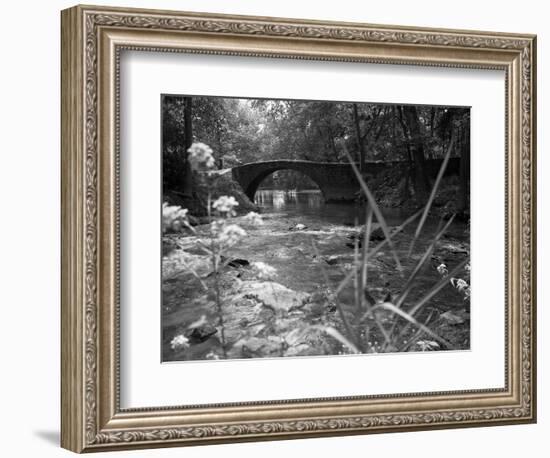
[255,189,411,229]
[162,189,470,361]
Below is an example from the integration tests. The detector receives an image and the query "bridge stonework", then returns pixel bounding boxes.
[231,158,459,203]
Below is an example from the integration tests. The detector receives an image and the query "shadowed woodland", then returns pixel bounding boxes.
[162,96,470,212]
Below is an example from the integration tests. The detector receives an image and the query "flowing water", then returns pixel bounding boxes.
[252,188,469,308]
[162,188,470,360]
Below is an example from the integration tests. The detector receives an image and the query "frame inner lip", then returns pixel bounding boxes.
[113,43,511,412]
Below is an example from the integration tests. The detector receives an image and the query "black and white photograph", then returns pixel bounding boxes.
[161,95,471,362]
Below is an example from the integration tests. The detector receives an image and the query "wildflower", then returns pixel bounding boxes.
[416,340,440,351]
[217,224,246,247]
[187,142,215,169]
[170,334,190,351]
[162,203,189,233]
[212,195,239,216]
[450,277,471,299]
[451,278,468,291]
[251,261,277,279]
[436,263,448,276]
[243,211,263,226]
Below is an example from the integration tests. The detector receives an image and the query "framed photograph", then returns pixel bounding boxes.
[61,4,537,453]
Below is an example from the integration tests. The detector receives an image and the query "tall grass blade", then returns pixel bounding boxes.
[396,258,469,343]
[353,233,361,312]
[343,147,403,272]
[361,207,374,299]
[396,215,455,310]
[407,258,468,319]
[397,308,436,352]
[334,208,423,297]
[310,240,362,351]
[377,302,453,349]
[372,316,392,349]
[322,326,361,354]
[408,133,455,256]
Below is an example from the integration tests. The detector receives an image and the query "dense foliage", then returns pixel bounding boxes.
[162,95,470,207]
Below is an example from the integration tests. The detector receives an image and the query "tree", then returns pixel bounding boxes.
[182,97,193,197]
[162,96,187,194]
[402,105,431,201]
[353,103,366,170]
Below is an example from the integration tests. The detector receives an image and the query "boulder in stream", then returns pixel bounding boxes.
[187,323,218,343]
[237,281,310,315]
[346,225,386,248]
[324,255,339,265]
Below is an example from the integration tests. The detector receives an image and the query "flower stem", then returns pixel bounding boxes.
[213,260,228,359]
[208,191,228,359]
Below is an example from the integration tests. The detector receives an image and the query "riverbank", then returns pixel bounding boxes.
[165,162,468,224]
[369,165,469,219]
[164,171,258,220]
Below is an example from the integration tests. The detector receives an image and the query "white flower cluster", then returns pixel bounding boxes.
[217,224,247,247]
[251,261,277,279]
[450,277,471,299]
[162,203,189,233]
[212,195,239,216]
[416,340,440,351]
[187,142,215,169]
[243,211,263,226]
[436,263,448,276]
[170,334,190,351]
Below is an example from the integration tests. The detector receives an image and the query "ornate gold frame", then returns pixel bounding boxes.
[61,4,537,453]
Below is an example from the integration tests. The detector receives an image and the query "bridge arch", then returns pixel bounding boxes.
[231,160,361,203]
[241,166,325,201]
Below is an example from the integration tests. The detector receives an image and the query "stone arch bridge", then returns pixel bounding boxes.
[231,158,459,202]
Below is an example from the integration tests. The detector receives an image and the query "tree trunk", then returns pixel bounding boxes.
[430,107,436,137]
[182,97,193,197]
[327,125,338,158]
[353,103,367,171]
[395,106,414,200]
[458,124,470,212]
[402,105,430,202]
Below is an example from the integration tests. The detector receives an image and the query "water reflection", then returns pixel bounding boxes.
[256,189,323,211]
[255,189,408,226]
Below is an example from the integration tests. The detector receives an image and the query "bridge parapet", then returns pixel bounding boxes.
[231,158,459,203]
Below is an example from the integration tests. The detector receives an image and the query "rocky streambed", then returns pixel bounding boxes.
[162,210,470,362]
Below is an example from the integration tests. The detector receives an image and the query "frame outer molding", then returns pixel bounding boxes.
[61,5,86,453]
[61,4,536,453]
